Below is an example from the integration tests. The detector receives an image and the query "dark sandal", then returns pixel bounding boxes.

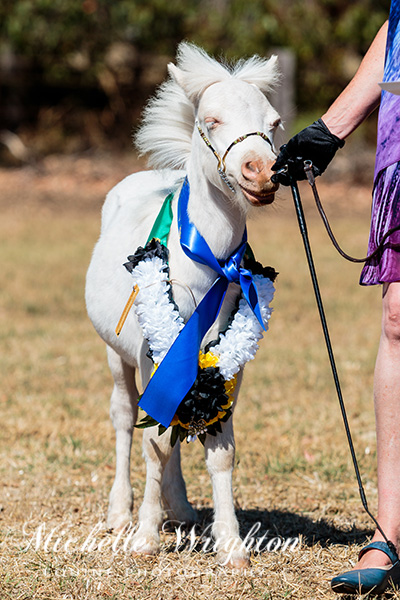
[331,541,400,595]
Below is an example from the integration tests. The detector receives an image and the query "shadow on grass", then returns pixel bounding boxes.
[236,507,373,548]
[163,506,373,552]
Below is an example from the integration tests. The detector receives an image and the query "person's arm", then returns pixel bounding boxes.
[322,20,388,139]
[272,21,388,183]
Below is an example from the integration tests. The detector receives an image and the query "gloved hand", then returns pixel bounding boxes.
[272,118,345,186]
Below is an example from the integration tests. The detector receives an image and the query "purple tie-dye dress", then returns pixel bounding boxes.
[360,1,400,285]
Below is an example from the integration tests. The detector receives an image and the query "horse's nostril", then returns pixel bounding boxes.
[242,160,263,179]
[246,162,258,173]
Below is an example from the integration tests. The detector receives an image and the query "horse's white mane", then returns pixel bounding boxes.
[135,42,280,170]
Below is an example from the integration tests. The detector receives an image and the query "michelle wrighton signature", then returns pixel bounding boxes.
[21,520,300,563]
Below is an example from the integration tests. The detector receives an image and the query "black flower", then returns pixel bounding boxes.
[176,366,228,426]
[124,238,169,273]
[243,252,278,282]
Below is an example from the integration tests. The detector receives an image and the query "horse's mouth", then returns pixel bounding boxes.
[239,184,276,206]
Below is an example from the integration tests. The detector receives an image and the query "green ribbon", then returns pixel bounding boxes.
[146,189,255,261]
[146,192,174,246]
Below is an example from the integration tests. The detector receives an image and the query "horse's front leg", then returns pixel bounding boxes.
[131,426,175,555]
[107,346,139,532]
[205,416,250,568]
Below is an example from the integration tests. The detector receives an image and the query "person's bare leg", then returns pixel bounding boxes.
[356,281,400,569]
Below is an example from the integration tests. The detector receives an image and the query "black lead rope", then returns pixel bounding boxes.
[303,160,400,263]
[289,173,398,559]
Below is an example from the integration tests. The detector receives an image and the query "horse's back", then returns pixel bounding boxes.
[101,169,185,234]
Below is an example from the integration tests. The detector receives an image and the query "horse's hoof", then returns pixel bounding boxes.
[217,549,250,569]
[107,512,133,533]
[225,555,251,570]
[130,533,160,556]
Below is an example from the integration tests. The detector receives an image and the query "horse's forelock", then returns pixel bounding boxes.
[173,42,232,100]
[175,43,280,97]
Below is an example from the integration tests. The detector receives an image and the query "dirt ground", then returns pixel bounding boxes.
[1,148,398,599]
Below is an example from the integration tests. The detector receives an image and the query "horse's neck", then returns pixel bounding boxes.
[185,170,246,259]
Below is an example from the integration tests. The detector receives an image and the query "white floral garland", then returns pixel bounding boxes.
[129,255,275,378]
[129,256,185,364]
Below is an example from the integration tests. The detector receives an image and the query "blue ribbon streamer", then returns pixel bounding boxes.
[138,177,265,428]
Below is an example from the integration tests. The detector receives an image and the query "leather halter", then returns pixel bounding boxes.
[195,120,274,191]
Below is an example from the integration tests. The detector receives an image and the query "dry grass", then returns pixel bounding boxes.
[1,154,399,599]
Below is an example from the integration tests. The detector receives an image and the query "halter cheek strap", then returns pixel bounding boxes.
[196,120,275,191]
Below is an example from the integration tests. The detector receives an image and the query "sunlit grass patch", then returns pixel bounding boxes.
[1,166,398,599]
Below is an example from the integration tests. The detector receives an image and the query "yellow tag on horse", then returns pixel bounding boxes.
[115,285,139,336]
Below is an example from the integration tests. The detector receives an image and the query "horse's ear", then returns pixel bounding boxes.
[234,54,281,94]
[167,43,230,102]
[167,63,202,103]
[168,63,187,92]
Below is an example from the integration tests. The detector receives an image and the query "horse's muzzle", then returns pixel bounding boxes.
[239,159,279,205]
[239,184,276,206]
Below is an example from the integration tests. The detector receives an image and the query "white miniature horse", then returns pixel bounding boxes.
[86,42,281,567]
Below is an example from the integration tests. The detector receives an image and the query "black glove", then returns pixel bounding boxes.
[272,118,345,186]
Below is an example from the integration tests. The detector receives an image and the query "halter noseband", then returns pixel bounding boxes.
[196,120,275,191]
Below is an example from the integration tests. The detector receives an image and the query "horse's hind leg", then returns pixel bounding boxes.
[162,443,197,526]
[106,345,138,532]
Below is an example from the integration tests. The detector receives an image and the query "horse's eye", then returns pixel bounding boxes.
[271,118,282,130]
[205,118,219,131]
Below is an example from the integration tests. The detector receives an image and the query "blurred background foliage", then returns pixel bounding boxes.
[0,0,391,154]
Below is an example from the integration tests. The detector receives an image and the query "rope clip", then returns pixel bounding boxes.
[303,160,315,186]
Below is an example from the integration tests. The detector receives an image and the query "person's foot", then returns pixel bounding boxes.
[331,541,400,595]
[355,547,393,569]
